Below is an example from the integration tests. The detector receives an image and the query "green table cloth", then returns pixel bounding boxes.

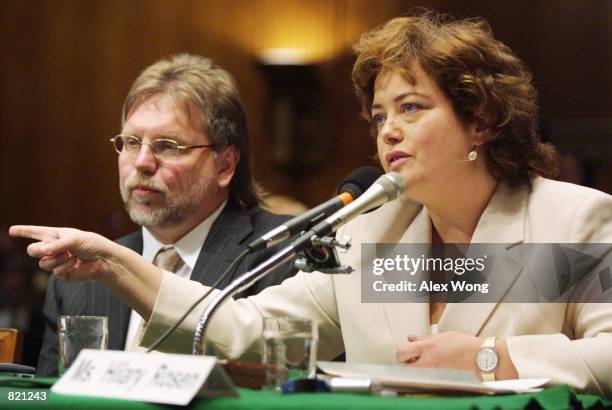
[0,377,610,409]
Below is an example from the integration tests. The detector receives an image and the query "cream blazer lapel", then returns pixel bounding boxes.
[378,203,432,347]
[438,182,528,336]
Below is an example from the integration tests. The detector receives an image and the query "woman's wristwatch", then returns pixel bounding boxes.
[476,336,499,381]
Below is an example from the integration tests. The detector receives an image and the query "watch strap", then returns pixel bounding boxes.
[482,336,496,349]
[481,370,496,382]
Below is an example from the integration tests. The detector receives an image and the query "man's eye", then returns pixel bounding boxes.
[372,113,385,126]
[155,141,177,152]
[125,138,141,147]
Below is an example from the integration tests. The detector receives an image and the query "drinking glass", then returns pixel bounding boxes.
[58,315,108,375]
[262,317,318,390]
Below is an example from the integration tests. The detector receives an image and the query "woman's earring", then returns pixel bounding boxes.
[467,147,478,162]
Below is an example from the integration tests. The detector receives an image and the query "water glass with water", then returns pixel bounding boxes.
[262,317,318,390]
[58,315,108,375]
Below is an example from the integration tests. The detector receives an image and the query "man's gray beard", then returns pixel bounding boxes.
[121,183,207,229]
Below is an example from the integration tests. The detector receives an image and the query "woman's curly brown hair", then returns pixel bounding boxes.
[352,11,558,186]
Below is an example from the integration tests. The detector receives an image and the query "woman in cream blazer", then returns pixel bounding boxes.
[139,13,612,394]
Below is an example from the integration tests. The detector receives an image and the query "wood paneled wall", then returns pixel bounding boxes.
[1,0,610,238]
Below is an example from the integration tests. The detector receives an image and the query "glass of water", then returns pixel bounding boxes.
[58,316,108,375]
[262,317,318,390]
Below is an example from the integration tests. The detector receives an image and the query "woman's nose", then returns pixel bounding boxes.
[380,115,404,145]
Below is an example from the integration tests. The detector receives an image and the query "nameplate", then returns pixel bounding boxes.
[51,349,237,405]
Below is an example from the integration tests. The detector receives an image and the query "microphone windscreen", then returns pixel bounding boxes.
[337,166,384,198]
[377,172,406,201]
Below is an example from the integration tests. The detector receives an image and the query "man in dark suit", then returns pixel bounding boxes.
[36,54,297,376]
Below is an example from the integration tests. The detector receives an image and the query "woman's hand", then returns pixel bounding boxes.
[9,224,163,319]
[397,331,482,374]
[397,331,518,380]
[9,225,118,282]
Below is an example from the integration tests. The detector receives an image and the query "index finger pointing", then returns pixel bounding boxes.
[9,225,59,242]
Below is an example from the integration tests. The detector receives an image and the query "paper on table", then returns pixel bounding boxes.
[484,378,549,393]
[317,361,549,395]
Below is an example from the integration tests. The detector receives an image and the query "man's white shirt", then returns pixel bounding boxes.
[123,201,227,350]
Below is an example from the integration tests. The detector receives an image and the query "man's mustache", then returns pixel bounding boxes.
[124,175,166,194]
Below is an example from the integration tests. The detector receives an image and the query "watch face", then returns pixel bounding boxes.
[476,348,499,372]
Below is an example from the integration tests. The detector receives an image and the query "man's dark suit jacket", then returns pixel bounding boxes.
[36,205,297,376]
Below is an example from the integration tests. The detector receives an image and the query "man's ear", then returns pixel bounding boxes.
[215,146,240,189]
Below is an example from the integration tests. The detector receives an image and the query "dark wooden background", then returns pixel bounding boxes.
[0,0,610,365]
[1,0,610,237]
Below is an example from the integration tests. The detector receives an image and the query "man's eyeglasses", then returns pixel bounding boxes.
[110,135,216,160]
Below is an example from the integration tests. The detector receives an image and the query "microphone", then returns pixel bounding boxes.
[292,172,405,247]
[248,166,383,252]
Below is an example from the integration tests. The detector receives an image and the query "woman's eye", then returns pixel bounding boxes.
[372,113,385,126]
[400,103,418,113]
